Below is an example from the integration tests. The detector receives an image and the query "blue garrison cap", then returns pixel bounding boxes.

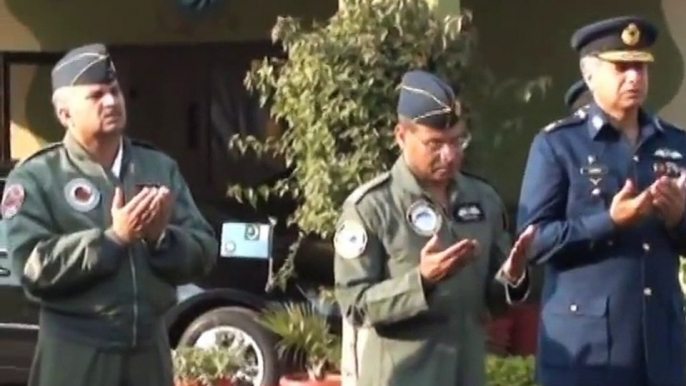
[397,70,460,130]
[564,80,592,110]
[51,43,117,92]
[571,16,657,62]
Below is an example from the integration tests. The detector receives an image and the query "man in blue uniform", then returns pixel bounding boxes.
[517,16,686,386]
[564,79,592,111]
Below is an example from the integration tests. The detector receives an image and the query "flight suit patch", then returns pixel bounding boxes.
[1,183,25,219]
[406,200,442,236]
[64,178,101,212]
[454,203,484,222]
[334,220,368,259]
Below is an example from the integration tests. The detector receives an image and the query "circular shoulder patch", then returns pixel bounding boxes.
[1,183,25,219]
[64,178,101,212]
[334,220,368,260]
[406,200,442,236]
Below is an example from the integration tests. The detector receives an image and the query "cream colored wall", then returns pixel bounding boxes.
[656,0,686,124]
[2,0,336,160]
[0,0,336,51]
[10,65,50,160]
[9,63,63,159]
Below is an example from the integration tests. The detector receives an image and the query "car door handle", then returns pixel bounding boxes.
[0,266,10,277]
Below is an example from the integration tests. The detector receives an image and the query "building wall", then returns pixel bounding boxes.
[0,0,336,51]
[461,0,686,206]
[2,0,336,159]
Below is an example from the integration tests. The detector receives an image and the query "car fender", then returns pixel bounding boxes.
[165,284,268,344]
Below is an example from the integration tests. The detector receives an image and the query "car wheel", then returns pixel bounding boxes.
[178,306,281,386]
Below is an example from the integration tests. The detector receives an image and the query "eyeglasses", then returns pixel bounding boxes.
[415,131,472,152]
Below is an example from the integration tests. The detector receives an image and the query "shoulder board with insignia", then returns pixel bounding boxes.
[542,111,587,133]
[17,142,63,166]
[346,172,390,205]
[130,138,161,151]
[574,105,590,118]
[654,117,684,133]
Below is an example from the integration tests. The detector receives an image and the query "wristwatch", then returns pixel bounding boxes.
[496,267,527,288]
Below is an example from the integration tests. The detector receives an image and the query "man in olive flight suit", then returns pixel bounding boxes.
[0,43,218,386]
[335,70,535,386]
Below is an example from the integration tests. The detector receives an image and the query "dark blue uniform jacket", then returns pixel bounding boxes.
[517,103,686,386]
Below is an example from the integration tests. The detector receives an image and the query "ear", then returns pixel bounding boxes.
[394,123,406,150]
[56,106,71,127]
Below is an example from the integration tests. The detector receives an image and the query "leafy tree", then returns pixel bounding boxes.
[229,0,548,291]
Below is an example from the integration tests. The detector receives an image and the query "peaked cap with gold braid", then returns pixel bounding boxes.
[397,70,461,130]
[51,43,117,91]
[571,16,658,63]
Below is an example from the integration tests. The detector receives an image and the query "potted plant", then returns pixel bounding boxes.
[172,346,252,386]
[228,0,549,292]
[486,355,538,386]
[259,302,342,386]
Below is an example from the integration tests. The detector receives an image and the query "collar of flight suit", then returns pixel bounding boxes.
[391,156,466,205]
[63,131,131,182]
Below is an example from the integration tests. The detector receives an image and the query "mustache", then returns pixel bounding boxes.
[102,109,122,117]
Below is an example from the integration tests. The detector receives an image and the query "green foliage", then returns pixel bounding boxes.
[486,355,538,386]
[229,0,549,290]
[172,346,250,386]
[258,302,341,380]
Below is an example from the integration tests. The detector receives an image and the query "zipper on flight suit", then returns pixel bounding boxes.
[117,157,139,348]
[129,249,139,347]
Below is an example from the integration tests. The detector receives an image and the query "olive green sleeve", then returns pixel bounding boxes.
[146,164,217,285]
[334,205,429,327]
[6,169,125,299]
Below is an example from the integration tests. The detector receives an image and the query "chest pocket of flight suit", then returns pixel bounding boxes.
[449,202,493,311]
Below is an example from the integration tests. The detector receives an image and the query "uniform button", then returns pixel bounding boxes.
[644,287,652,296]
[607,240,614,247]
[633,155,640,162]
[642,242,651,252]
[570,304,578,312]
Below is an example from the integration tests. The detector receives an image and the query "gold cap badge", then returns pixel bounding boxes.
[621,23,640,46]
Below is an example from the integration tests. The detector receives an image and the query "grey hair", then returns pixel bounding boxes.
[397,115,415,127]
[579,56,601,83]
[51,87,72,123]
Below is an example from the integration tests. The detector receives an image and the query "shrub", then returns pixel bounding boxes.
[486,355,538,386]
